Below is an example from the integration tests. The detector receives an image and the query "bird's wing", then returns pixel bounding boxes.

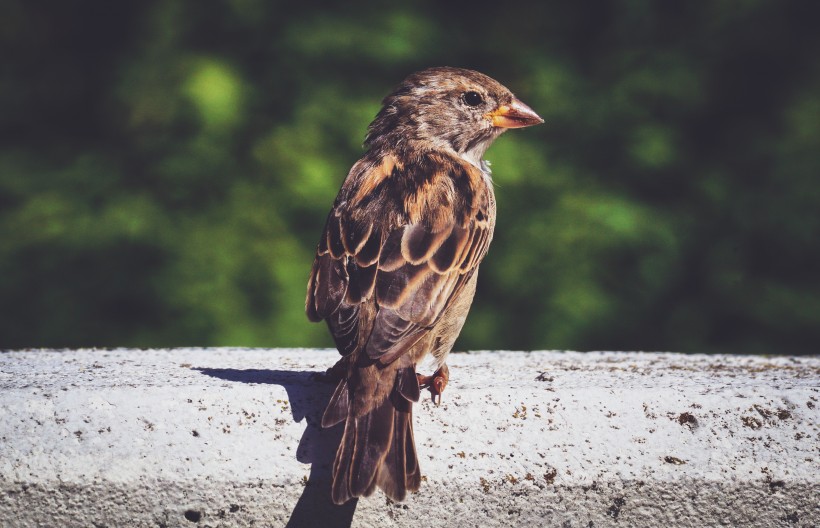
[306,152,493,364]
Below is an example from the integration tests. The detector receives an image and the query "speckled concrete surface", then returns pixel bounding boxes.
[0,348,817,527]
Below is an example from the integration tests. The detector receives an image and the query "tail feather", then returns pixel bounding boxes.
[331,419,356,504]
[327,368,420,505]
[374,397,420,501]
[321,378,349,428]
[348,396,394,497]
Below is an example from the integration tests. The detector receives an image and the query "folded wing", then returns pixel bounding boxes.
[306,152,493,364]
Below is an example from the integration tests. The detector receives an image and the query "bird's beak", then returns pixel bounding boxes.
[486,98,544,128]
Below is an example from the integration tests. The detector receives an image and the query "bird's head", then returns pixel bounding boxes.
[365,67,543,168]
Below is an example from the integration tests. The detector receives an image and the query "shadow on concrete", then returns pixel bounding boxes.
[195,367,357,528]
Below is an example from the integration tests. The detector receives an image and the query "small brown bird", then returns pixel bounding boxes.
[306,67,542,504]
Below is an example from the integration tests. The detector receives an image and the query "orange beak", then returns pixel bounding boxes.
[486,98,544,128]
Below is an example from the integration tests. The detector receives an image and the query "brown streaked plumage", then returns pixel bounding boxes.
[305,66,542,504]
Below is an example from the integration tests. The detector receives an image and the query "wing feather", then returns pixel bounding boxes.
[306,152,494,362]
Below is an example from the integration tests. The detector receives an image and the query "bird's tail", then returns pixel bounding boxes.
[322,365,421,505]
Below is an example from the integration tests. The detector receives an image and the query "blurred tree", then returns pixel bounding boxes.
[0,0,818,353]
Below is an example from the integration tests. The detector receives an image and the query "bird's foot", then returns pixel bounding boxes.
[416,364,449,406]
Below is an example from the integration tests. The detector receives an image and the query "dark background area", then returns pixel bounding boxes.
[1,0,818,354]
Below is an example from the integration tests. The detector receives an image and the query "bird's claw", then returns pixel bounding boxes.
[416,364,449,406]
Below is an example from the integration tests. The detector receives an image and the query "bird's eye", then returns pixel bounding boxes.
[463,91,484,107]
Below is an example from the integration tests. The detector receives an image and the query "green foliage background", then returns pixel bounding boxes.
[1,0,818,354]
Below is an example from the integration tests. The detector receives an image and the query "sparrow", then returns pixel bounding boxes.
[305,66,542,504]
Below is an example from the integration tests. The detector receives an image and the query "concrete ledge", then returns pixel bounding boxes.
[0,348,817,527]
